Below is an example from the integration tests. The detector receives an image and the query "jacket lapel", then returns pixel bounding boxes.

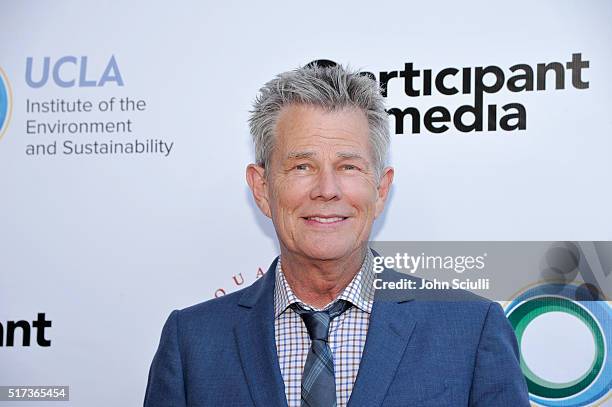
[234,257,288,407]
[348,292,417,406]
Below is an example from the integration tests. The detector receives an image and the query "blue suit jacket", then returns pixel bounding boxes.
[144,258,529,406]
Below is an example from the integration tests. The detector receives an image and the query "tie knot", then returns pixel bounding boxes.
[291,300,352,341]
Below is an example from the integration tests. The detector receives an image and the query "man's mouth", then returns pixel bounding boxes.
[303,216,348,224]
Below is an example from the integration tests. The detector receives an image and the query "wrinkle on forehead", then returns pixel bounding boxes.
[275,105,368,137]
[272,104,373,166]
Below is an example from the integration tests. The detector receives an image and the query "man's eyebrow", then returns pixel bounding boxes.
[286,151,315,159]
[337,152,366,160]
[285,151,367,160]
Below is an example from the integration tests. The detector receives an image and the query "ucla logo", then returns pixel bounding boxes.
[25,55,124,88]
[0,66,12,141]
[505,284,611,406]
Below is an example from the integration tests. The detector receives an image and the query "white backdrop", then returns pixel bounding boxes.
[1,1,611,406]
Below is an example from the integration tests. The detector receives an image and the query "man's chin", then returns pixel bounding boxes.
[298,245,358,263]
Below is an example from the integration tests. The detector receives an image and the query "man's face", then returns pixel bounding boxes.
[247,104,393,263]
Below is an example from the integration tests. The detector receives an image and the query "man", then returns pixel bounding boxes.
[144,63,529,406]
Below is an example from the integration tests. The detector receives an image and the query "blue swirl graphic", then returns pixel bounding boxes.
[0,72,7,132]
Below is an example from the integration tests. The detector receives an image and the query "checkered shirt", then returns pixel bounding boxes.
[274,250,375,407]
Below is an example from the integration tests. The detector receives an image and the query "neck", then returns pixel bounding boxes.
[280,245,367,308]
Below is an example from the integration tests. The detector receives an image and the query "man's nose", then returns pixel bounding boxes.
[309,165,342,201]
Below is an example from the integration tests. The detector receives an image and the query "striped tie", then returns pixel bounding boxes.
[291,300,352,407]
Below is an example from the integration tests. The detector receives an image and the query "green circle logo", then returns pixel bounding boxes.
[505,284,611,406]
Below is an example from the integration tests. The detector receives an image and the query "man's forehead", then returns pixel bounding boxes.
[276,105,368,135]
[272,104,373,162]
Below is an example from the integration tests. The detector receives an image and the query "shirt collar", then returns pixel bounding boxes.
[273,248,375,318]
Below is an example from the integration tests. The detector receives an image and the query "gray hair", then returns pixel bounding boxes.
[249,63,390,179]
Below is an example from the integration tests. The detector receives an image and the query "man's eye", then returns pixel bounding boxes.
[295,164,310,170]
[342,164,358,171]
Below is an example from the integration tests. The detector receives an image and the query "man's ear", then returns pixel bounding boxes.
[374,166,394,219]
[246,164,272,218]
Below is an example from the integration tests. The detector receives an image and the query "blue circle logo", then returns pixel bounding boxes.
[0,67,13,141]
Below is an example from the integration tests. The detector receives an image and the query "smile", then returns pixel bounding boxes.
[303,216,348,224]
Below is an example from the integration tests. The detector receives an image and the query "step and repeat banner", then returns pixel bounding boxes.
[1,1,611,406]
